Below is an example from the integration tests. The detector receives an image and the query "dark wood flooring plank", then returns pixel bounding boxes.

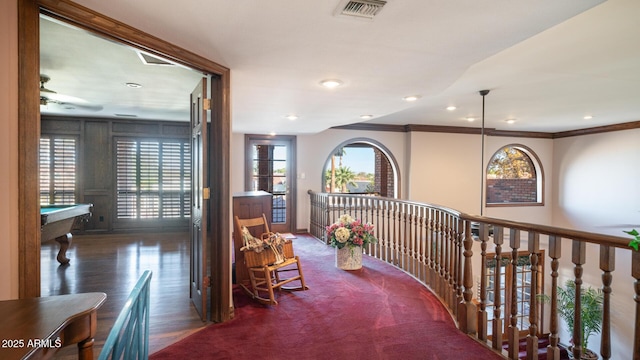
[41,232,206,358]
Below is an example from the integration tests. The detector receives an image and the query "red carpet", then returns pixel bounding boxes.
[151,235,504,359]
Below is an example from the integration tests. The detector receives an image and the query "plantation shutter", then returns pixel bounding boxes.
[161,141,191,218]
[39,137,77,205]
[40,138,51,204]
[139,141,160,218]
[116,138,190,220]
[116,139,138,219]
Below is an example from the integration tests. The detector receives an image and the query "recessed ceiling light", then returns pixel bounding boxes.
[403,95,421,102]
[125,82,143,88]
[446,106,457,111]
[584,115,593,120]
[466,117,475,122]
[320,79,343,88]
[360,115,373,120]
[505,119,516,124]
[286,115,298,121]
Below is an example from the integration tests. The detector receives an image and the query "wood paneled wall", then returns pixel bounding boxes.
[41,115,191,233]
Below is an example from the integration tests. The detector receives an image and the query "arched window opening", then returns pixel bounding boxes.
[323,139,399,198]
[486,145,543,205]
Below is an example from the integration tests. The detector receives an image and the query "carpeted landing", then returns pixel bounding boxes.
[150,235,504,360]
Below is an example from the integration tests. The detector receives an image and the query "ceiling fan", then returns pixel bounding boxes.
[40,74,103,112]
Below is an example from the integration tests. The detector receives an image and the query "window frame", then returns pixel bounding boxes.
[485,144,544,207]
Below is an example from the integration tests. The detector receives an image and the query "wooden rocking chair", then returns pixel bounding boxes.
[233,214,308,305]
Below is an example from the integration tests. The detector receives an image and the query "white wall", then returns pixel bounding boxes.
[0,0,19,300]
[406,131,554,225]
[553,129,640,234]
[552,128,639,359]
[406,131,482,213]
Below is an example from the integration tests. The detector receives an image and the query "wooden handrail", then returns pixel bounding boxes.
[308,191,639,360]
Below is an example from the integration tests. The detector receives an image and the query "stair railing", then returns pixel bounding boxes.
[308,190,639,360]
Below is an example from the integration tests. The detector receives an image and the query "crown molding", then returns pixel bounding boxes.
[552,120,640,138]
[332,120,640,139]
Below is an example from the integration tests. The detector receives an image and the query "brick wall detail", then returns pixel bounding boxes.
[374,149,394,197]
[486,178,537,203]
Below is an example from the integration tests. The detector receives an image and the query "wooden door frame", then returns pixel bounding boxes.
[18,0,232,322]
[244,134,297,233]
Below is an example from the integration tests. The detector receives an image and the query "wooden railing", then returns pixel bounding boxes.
[308,191,640,360]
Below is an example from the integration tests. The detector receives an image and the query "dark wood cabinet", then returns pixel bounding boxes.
[232,191,272,225]
[232,191,272,284]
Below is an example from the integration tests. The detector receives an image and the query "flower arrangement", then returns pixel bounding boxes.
[326,214,377,249]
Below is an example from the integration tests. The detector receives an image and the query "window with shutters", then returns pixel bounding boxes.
[115,138,191,220]
[40,136,77,205]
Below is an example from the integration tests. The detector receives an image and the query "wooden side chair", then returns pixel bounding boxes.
[233,214,308,305]
[98,270,152,360]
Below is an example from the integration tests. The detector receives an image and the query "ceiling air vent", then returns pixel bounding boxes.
[335,0,387,20]
[135,50,174,66]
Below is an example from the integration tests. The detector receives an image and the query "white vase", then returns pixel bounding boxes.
[335,245,363,270]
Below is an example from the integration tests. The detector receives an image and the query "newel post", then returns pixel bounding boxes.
[458,220,477,334]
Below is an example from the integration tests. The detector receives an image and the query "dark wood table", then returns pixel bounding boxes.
[0,292,106,360]
[41,204,93,264]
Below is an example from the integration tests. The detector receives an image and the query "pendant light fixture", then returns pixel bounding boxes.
[479,89,490,216]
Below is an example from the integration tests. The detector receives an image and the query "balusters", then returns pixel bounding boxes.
[572,240,586,359]
[428,208,435,288]
[508,229,521,360]
[458,219,477,335]
[418,207,426,283]
[363,197,371,255]
[409,204,420,278]
[389,200,394,263]
[477,223,489,341]
[454,218,464,315]
[447,214,456,308]
[372,198,380,258]
[442,213,450,306]
[547,236,561,360]
[600,245,614,360]
[492,226,504,352]
[526,232,540,360]
[383,200,390,262]
[437,211,445,296]
[402,203,409,271]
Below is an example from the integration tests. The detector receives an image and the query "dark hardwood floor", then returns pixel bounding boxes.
[41,232,207,359]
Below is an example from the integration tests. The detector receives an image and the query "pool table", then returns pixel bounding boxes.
[41,204,93,264]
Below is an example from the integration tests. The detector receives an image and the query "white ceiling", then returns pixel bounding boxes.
[40,0,640,135]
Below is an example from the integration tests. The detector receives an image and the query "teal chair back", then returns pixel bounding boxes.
[98,270,152,360]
